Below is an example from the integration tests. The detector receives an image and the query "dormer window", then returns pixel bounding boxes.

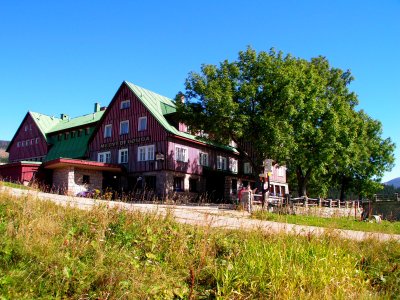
[120,100,130,109]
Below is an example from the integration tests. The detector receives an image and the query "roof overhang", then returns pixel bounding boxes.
[43,158,122,172]
[0,161,42,169]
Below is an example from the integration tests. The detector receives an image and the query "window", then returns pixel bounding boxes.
[24,125,28,132]
[26,140,30,146]
[71,131,76,138]
[104,124,112,138]
[85,128,90,135]
[217,156,227,170]
[78,129,82,137]
[17,141,20,148]
[64,132,69,140]
[22,141,25,147]
[120,100,130,109]
[175,146,188,162]
[199,152,209,166]
[36,138,39,144]
[174,177,183,191]
[58,134,62,141]
[244,162,253,174]
[98,151,111,163]
[189,178,197,192]
[120,120,129,135]
[229,158,238,173]
[278,167,284,177]
[137,145,155,161]
[82,175,90,184]
[118,148,128,163]
[138,116,147,131]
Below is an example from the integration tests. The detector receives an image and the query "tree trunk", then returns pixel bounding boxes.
[339,175,348,201]
[296,166,310,197]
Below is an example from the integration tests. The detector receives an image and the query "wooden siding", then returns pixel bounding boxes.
[8,114,48,162]
[270,164,287,183]
[88,84,168,173]
[166,136,240,176]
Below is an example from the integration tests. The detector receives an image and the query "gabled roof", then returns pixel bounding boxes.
[29,112,62,137]
[124,81,239,153]
[47,111,105,133]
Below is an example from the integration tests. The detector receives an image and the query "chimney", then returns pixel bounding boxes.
[60,114,69,120]
[94,102,101,113]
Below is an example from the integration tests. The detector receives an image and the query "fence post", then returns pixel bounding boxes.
[304,196,308,208]
[329,199,332,208]
[318,197,322,207]
[338,199,341,208]
[396,193,399,202]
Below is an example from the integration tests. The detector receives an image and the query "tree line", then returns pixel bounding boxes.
[176,47,395,200]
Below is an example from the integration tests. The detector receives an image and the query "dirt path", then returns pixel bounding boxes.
[2,186,400,242]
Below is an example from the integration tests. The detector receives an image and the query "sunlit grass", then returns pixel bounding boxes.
[252,210,400,235]
[0,190,399,299]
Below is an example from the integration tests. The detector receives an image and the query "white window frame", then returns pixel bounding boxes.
[118,148,128,164]
[98,151,111,163]
[35,138,39,144]
[104,124,112,138]
[120,100,130,109]
[17,141,20,147]
[217,156,227,170]
[244,162,253,174]
[137,145,155,161]
[138,116,147,131]
[229,158,238,173]
[21,141,25,147]
[24,125,28,132]
[120,120,129,135]
[175,145,188,162]
[199,152,209,166]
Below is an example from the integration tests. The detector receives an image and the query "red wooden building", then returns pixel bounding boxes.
[3,81,289,200]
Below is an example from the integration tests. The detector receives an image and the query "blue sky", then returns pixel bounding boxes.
[0,1,399,181]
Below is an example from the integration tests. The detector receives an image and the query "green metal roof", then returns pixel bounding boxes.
[45,128,95,161]
[125,81,239,153]
[47,111,105,133]
[29,112,62,138]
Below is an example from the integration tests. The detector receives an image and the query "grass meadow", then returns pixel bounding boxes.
[252,210,400,235]
[0,189,399,299]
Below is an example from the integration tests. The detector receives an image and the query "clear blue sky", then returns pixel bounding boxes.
[0,1,399,181]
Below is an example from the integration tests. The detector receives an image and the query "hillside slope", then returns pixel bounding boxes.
[385,177,400,188]
[0,140,9,163]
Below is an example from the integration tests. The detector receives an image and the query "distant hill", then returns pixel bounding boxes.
[0,140,9,163]
[384,177,400,188]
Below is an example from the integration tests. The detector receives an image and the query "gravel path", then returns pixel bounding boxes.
[2,186,400,242]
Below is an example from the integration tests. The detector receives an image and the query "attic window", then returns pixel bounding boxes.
[120,100,130,109]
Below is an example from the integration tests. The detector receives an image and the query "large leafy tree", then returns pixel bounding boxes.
[177,47,395,197]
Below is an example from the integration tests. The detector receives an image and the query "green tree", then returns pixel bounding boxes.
[177,47,395,197]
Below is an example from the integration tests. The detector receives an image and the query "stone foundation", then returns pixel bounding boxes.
[52,167,103,196]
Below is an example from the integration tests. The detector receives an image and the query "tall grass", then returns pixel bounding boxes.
[0,190,399,299]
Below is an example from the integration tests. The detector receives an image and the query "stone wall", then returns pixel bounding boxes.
[52,167,102,196]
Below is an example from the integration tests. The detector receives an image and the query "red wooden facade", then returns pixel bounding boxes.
[0,161,41,183]
[7,113,48,162]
